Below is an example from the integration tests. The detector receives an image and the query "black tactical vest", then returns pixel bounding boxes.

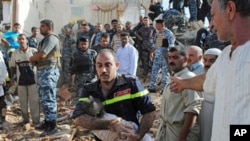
[72,49,95,74]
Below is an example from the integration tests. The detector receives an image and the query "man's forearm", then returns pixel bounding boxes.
[1,38,10,46]
[29,51,46,62]
[136,111,156,139]
[74,114,111,130]
[183,73,205,91]
[178,112,197,141]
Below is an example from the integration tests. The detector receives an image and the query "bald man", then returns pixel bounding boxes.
[187,45,204,75]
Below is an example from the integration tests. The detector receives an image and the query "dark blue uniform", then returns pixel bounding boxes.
[73,75,156,125]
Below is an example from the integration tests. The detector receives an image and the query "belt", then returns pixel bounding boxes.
[37,65,55,70]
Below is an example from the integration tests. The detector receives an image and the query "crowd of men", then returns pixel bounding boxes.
[1,0,249,140]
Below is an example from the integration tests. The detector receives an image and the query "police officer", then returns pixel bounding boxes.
[135,17,156,77]
[29,19,60,137]
[148,19,175,93]
[70,37,97,97]
[57,28,75,88]
[163,9,186,33]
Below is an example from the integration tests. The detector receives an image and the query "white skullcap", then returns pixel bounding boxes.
[204,48,222,56]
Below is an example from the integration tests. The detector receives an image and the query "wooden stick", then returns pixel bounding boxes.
[69,128,77,141]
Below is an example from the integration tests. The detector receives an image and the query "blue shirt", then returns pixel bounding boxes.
[27,36,40,48]
[190,61,204,75]
[3,31,20,49]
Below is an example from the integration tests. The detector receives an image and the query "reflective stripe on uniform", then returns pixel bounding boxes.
[79,97,89,102]
[79,89,149,105]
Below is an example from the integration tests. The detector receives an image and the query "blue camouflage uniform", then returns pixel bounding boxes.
[186,0,198,21]
[58,36,75,87]
[70,48,97,97]
[36,34,60,121]
[149,28,175,92]
[163,9,186,33]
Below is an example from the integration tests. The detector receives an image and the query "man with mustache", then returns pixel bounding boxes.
[199,48,221,141]
[186,45,204,75]
[30,19,60,137]
[10,34,39,125]
[169,0,250,140]
[73,49,156,141]
[155,46,203,141]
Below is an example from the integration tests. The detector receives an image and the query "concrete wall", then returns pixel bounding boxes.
[16,0,41,35]
[14,0,155,35]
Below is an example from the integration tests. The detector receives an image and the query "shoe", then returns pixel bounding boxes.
[35,120,48,131]
[40,120,58,137]
[148,89,156,93]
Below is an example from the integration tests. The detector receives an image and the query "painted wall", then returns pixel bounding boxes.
[13,0,157,35]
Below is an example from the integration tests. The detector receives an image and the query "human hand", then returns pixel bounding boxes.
[169,76,184,93]
[149,52,154,62]
[1,81,6,86]
[115,132,141,141]
[109,118,134,135]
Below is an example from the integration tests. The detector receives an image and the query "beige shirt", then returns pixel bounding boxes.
[161,68,203,124]
[204,40,250,141]
[156,68,203,141]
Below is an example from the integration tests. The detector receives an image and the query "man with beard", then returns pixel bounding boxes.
[10,34,39,125]
[92,33,113,53]
[69,37,97,97]
[198,48,221,141]
[57,28,75,88]
[170,0,250,140]
[135,17,156,77]
[73,49,156,141]
[155,46,202,141]
[29,19,60,137]
[116,32,138,76]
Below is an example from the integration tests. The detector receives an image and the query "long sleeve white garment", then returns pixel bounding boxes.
[116,43,138,76]
[204,40,250,141]
[0,52,8,96]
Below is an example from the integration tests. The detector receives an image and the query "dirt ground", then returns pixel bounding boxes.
[0,24,202,140]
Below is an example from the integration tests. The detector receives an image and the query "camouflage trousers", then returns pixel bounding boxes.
[187,0,198,21]
[74,73,92,98]
[149,48,170,91]
[141,49,151,76]
[165,14,185,32]
[57,59,71,88]
[37,67,59,121]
